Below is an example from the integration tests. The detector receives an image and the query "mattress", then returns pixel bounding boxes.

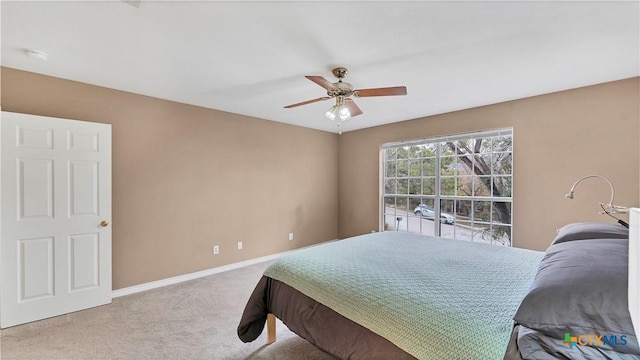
[238,231,543,359]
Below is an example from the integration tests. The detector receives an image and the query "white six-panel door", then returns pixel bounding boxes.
[1,111,112,328]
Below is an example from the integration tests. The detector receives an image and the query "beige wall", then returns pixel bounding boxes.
[0,67,339,289]
[338,77,640,251]
[2,67,638,290]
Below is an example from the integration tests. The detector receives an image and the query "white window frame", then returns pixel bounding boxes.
[381,128,513,246]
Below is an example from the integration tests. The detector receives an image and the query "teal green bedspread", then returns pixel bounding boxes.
[264,231,543,360]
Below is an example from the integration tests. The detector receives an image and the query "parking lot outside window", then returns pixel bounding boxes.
[382,129,513,246]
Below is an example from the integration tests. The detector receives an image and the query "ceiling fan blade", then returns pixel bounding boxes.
[354,86,407,97]
[284,96,331,108]
[305,76,339,91]
[344,98,363,117]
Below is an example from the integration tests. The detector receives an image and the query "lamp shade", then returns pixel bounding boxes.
[325,97,351,122]
[338,105,351,121]
[325,105,338,121]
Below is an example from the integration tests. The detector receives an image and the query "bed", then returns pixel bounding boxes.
[237,223,638,359]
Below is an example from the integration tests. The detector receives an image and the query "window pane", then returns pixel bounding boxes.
[384,196,395,211]
[441,199,454,214]
[492,202,511,224]
[397,147,409,160]
[491,225,512,246]
[396,197,409,213]
[420,198,435,209]
[455,200,472,219]
[422,158,436,176]
[440,156,455,176]
[474,176,491,196]
[476,138,492,153]
[440,142,455,156]
[384,179,397,194]
[422,177,436,195]
[478,154,492,175]
[457,157,473,176]
[452,199,471,240]
[492,136,512,152]
[385,161,396,177]
[409,179,421,195]
[409,160,422,176]
[420,144,437,157]
[454,140,467,151]
[418,220,435,236]
[397,179,408,194]
[413,198,434,236]
[385,148,397,161]
[397,215,408,232]
[407,146,419,159]
[397,160,409,177]
[494,176,512,197]
[439,199,455,239]
[492,153,512,175]
[473,223,491,243]
[384,214,397,231]
[474,201,491,222]
[440,177,455,196]
[457,176,472,196]
[411,199,422,214]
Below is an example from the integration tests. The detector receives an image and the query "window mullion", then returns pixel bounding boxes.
[434,144,441,237]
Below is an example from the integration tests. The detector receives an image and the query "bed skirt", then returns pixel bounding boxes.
[238,276,417,360]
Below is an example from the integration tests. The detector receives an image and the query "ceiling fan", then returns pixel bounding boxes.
[284,67,407,122]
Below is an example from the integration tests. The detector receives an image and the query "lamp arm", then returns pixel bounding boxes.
[568,175,615,207]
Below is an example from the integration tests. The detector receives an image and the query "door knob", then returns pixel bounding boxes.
[100,220,110,227]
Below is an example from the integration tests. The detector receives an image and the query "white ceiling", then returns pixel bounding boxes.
[2,1,639,133]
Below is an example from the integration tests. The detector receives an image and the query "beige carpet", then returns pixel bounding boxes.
[0,261,336,360]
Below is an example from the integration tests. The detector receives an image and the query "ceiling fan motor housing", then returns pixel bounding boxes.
[328,81,353,97]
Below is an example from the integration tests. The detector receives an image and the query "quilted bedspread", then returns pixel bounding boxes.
[264,231,543,360]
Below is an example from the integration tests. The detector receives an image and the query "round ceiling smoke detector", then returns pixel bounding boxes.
[25,49,48,61]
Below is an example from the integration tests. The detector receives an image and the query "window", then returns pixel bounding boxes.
[382,129,513,246]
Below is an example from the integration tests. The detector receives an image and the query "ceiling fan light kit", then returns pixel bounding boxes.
[284,67,407,129]
[325,96,351,121]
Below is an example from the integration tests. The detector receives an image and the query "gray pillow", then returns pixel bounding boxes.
[552,222,628,244]
[513,238,638,354]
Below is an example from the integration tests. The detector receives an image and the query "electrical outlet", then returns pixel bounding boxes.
[288,232,294,241]
[237,242,243,250]
[213,245,219,255]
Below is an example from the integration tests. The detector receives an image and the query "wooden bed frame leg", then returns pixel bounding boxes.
[266,313,276,344]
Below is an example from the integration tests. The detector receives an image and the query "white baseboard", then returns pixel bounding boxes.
[111,240,336,298]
